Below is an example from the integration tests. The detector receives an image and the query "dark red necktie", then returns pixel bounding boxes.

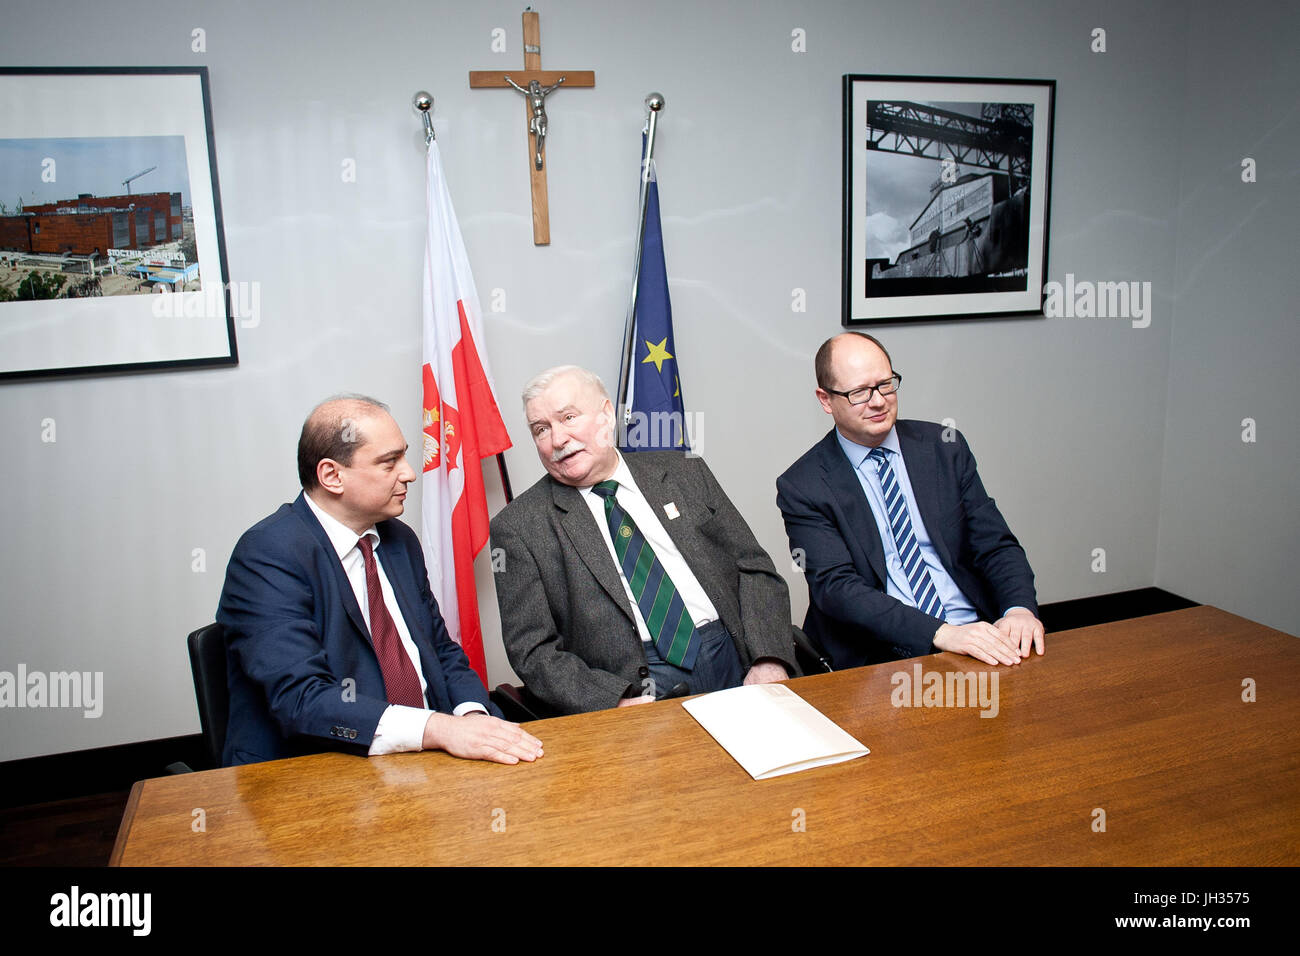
[356,537,426,708]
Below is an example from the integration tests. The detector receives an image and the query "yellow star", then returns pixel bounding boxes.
[641,337,674,373]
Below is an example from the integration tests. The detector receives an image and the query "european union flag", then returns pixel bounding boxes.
[620,152,689,452]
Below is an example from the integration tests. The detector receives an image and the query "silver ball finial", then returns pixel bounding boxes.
[413,91,433,113]
[645,92,665,112]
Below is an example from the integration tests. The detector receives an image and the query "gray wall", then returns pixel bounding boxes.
[1155,1,1300,636]
[1,0,1293,762]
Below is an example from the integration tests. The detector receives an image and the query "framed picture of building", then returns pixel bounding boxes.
[842,74,1055,325]
[0,67,236,379]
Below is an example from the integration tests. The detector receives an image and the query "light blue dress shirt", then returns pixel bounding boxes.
[835,428,978,625]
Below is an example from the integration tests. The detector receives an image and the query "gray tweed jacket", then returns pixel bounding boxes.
[490,451,796,714]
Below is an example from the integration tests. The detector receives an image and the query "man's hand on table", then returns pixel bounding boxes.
[422,712,543,764]
[995,608,1046,657]
[743,660,790,685]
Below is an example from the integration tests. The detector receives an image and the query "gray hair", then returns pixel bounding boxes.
[520,365,610,411]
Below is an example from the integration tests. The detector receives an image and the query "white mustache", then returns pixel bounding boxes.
[551,441,586,463]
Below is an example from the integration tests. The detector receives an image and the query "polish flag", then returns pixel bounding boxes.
[421,139,511,684]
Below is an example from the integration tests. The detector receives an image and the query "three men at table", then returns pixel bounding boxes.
[221,334,1042,755]
[776,332,1045,670]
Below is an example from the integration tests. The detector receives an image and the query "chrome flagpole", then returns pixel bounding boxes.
[616,92,665,426]
[413,89,514,503]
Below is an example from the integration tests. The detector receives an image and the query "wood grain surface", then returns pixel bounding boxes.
[111,607,1300,866]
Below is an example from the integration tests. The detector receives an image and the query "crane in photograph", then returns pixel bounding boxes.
[866,102,1031,193]
[122,166,157,195]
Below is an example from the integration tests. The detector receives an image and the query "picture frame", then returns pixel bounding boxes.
[842,74,1055,325]
[0,67,237,380]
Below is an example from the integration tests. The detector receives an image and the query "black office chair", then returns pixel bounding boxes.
[186,623,230,769]
[491,683,562,723]
[792,624,833,675]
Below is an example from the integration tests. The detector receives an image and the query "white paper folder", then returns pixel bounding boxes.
[681,683,870,779]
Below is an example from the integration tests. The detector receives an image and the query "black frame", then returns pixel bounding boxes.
[842,73,1055,326]
[0,66,236,380]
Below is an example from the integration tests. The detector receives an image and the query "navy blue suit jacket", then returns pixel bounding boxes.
[216,493,498,766]
[776,422,1038,668]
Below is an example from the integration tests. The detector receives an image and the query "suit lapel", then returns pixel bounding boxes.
[292,494,370,644]
[552,480,637,621]
[377,529,420,640]
[624,453,703,557]
[817,431,889,586]
[378,529,448,710]
[896,422,956,570]
[623,452,728,606]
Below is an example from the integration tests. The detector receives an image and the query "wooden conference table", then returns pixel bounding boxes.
[112,606,1300,866]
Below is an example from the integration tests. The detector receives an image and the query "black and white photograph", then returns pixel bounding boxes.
[842,75,1055,324]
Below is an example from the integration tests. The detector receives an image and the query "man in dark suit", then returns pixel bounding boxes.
[217,395,543,767]
[776,333,1044,669]
[491,366,797,714]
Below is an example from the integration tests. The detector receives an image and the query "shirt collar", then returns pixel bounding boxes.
[304,491,378,559]
[835,426,900,472]
[577,451,640,498]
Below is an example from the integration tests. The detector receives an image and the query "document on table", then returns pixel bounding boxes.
[681,683,869,779]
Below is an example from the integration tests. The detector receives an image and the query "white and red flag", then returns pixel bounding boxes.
[421,139,511,684]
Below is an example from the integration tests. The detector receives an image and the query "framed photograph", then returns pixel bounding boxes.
[0,67,236,380]
[842,74,1055,325]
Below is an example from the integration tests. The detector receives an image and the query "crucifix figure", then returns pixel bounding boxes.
[503,75,564,170]
[470,9,595,245]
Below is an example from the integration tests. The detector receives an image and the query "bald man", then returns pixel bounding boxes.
[217,395,542,767]
[777,333,1044,670]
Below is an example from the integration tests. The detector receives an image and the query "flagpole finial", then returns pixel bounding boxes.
[645,92,665,112]
[413,91,435,143]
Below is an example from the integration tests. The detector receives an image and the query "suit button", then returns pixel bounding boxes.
[348,730,357,739]
[637,666,649,678]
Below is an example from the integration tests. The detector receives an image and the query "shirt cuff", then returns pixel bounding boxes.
[368,704,434,756]
[452,701,488,717]
[1002,606,1031,617]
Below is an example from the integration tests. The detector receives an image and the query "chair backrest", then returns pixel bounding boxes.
[187,623,229,769]
[792,624,834,674]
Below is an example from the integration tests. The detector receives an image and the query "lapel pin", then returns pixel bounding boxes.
[664,502,680,520]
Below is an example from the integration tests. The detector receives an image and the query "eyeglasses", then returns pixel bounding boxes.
[823,373,902,406]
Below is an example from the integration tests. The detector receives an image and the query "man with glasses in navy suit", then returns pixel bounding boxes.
[777,333,1045,670]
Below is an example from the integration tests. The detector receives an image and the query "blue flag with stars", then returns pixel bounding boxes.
[620,151,689,452]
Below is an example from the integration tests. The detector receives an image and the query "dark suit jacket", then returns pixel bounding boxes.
[776,421,1038,668]
[216,493,497,766]
[490,452,797,714]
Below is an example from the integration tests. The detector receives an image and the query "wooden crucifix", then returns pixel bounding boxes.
[470,9,595,245]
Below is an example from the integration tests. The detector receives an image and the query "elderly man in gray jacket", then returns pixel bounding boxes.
[490,365,797,714]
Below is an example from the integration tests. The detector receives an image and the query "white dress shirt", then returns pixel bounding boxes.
[304,494,484,756]
[578,452,719,642]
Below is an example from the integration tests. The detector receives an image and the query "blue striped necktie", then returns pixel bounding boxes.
[866,448,946,620]
[590,480,699,669]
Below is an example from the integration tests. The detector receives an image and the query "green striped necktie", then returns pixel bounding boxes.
[591,479,699,669]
